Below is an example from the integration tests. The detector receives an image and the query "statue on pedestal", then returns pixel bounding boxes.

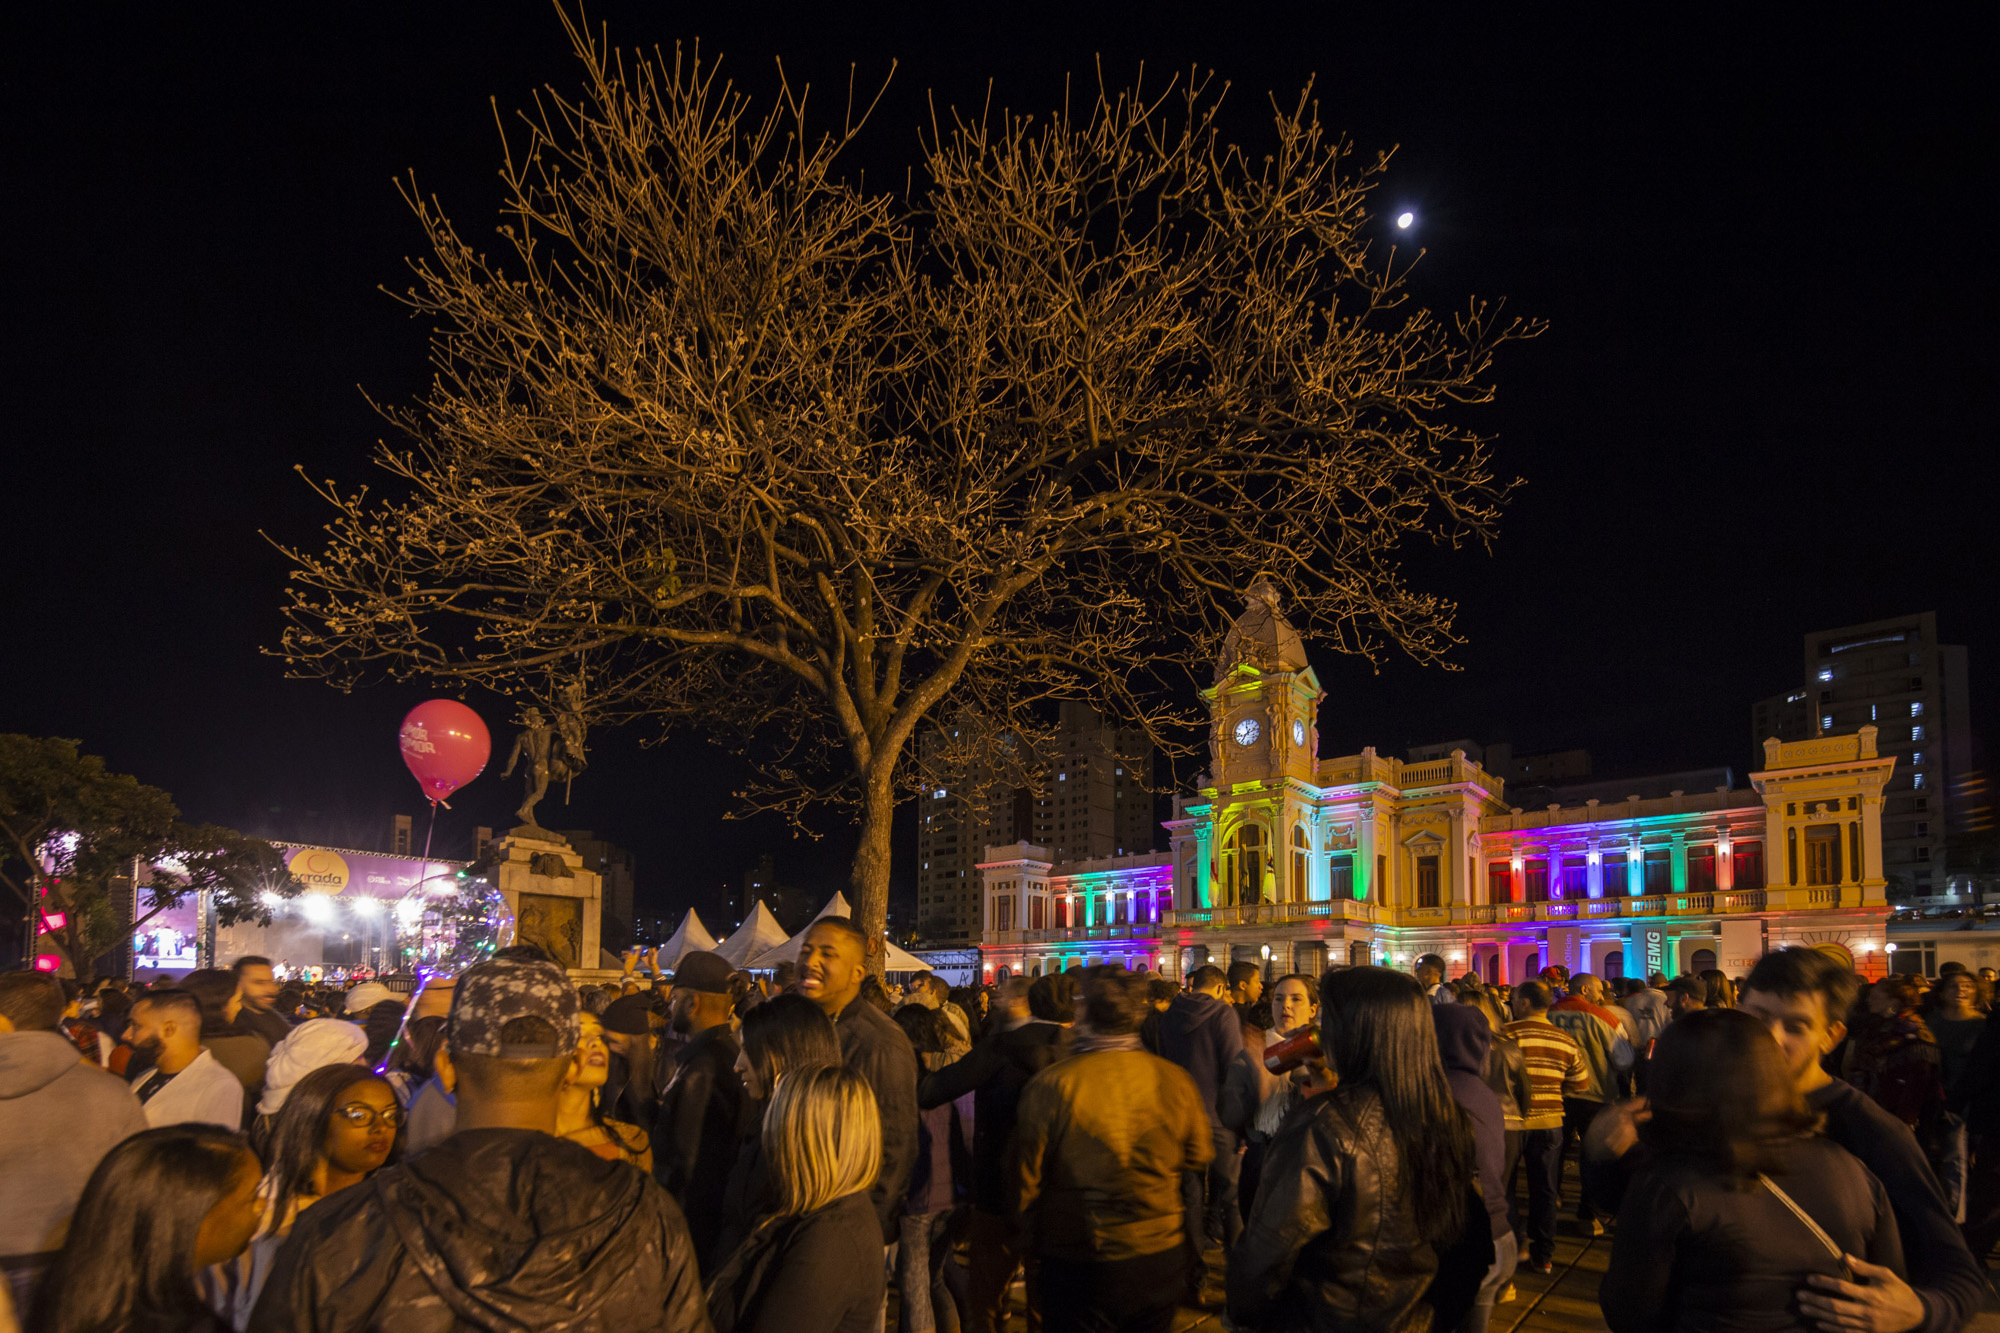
[500,683,589,829]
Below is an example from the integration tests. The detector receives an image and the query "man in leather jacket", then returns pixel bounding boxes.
[653,950,745,1264]
[250,955,709,1332]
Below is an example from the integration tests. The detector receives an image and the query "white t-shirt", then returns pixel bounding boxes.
[132,1048,244,1131]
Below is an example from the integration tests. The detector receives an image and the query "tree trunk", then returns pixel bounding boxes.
[849,764,897,976]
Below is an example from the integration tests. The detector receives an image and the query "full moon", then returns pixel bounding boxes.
[1396,212,1414,229]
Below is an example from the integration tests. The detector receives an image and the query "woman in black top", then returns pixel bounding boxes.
[706,1064,886,1333]
[1601,1008,1903,1333]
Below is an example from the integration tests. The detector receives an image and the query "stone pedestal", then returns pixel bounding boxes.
[493,827,603,976]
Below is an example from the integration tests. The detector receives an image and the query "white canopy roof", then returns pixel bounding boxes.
[745,892,934,974]
[712,900,792,967]
[656,909,718,971]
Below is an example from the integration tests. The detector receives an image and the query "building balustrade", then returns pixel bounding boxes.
[1161,889,1774,932]
[1167,898,1380,929]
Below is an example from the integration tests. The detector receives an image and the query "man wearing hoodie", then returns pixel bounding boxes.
[1434,1003,1513,1333]
[1157,964,1247,1277]
[0,972,149,1316]
[249,954,708,1332]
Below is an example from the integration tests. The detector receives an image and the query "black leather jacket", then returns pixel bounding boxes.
[1227,1087,1442,1333]
[249,1129,711,1332]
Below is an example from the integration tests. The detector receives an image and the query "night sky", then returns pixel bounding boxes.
[4,5,1993,933]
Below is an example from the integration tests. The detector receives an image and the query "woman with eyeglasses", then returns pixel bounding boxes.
[205,1064,401,1329]
[558,1010,654,1170]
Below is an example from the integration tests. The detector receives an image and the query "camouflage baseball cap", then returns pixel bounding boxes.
[446,955,580,1059]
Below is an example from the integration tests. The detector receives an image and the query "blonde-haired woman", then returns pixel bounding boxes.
[706,1064,885,1333]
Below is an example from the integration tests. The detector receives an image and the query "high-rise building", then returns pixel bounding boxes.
[1753,613,1973,900]
[915,702,1155,945]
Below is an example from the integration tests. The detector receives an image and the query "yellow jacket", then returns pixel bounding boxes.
[1014,1044,1215,1262]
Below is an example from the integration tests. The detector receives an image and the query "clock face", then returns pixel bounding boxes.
[1233,717,1261,747]
[1292,719,1306,746]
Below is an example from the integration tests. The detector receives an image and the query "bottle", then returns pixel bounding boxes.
[1263,1024,1321,1075]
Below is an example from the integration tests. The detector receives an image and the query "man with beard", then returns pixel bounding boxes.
[229,955,293,1048]
[124,988,245,1130]
[651,949,743,1263]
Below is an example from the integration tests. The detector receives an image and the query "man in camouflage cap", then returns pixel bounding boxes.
[251,954,708,1331]
[445,950,581,1059]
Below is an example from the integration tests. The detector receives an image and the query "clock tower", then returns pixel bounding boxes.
[1205,579,1322,785]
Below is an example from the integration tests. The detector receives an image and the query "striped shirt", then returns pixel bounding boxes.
[1503,1017,1590,1129]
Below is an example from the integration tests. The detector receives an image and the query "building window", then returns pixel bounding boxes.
[1643,849,1672,894]
[1560,855,1588,897]
[1114,893,1128,925]
[1377,854,1388,902]
[1292,825,1311,901]
[1822,715,1834,732]
[1912,752,1925,767]
[1221,823,1267,906]
[1687,845,1717,894]
[1733,843,1765,892]
[1416,855,1441,908]
[1914,773,1927,790]
[1489,862,1514,903]
[1917,846,1932,862]
[1818,667,1833,682]
[1805,826,1841,886]
[1911,701,1924,717]
[1912,725,1925,741]
[1916,821,1929,837]
[1891,940,1936,976]
[1329,853,1354,900]
[1029,897,1045,930]
[1155,887,1172,921]
[1521,858,1550,902]
[996,897,1014,931]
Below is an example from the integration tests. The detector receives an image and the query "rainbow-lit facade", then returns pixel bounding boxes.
[978,585,1895,983]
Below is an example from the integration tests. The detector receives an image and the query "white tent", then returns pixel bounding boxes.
[744,892,933,973]
[713,900,792,967]
[655,909,718,971]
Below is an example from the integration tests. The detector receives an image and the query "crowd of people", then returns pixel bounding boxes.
[4,931,2000,1332]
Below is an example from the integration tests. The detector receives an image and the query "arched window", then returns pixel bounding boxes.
[1291,825,1311,901]
[1222,823,1267,905]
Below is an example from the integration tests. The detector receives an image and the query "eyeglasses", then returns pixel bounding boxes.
[334,1103,406,1130]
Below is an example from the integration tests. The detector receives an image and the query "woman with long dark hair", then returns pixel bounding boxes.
[206,1064,400,1329]
[34,1126,265,1333]
[1600,1007,1901,1333]
[1227,967,1486,1332]
[557,1010,653,1169]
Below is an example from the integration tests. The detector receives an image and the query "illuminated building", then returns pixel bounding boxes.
[979,582,1894,983]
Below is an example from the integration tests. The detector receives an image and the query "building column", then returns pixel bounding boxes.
[1448,808,1468,906]
[1195,828,1214,909]
[1671,831,1688,894]
[1356,807,1378,904]
[1588,841,1604,898]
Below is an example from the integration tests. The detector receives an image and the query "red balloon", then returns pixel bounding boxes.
[398,700,491,804]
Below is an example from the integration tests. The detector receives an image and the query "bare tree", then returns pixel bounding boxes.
[274,19,1538,956]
